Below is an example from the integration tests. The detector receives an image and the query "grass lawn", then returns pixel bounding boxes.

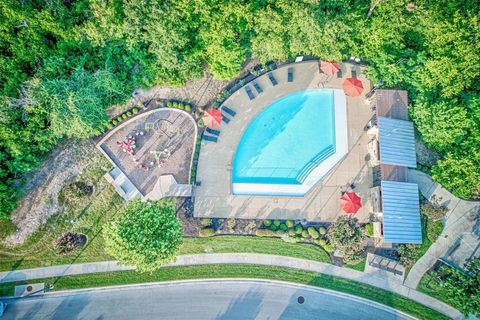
[417,273,451,307]
[0,154,330,271]
[344,257,366,271]
[0,264,448,320]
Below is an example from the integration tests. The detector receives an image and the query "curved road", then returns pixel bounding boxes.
[4,279,415,320]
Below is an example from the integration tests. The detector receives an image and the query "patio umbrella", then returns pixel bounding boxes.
[320,61,340,75]
[203,108,223,127]
[342,78,364,96]
[340,192,362,214]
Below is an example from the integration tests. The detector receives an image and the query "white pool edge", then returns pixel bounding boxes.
[232,89,348,196]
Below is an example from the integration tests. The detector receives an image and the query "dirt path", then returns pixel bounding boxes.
[5,73,233,246]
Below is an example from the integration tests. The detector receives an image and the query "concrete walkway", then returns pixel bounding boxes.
[404,170,480,290]
[0,253,462,319]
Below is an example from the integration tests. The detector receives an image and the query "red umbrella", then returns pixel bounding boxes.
[342,78,364,96]
[203,108,222,127]
[320,61,340,75]
[340,192,362,214]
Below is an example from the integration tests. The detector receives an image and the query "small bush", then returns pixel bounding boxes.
[365,223,374,237]
[122,113,128,119]
[53,232,86,255]
[177,103,184,110]
[112,120,118,125]
[167,101,173,107]
[107,123,114,129]
[273,220,281,227]
[126,111,132,117]
[295,236,303,242]
[286,220,295,228]
[256,229,275,237]
[199,228,215,237]
[132,108,139,114]
[263,219,272,227]
[319,239,327,246]
[288,229,296,236]
[275,230,284,236]
[173,101,178,107]
[198,119,205,128]
[318,226,327,235]
[307,227,320,239]
[427,219,443,242]
[279,223,287,231]
[397,244,419,269]
[185,105,192,112]
[200,218,212,227]
[313,239,321,245]
[270,224,277,231]
[301,230,309,238]
[281,233,296,243]
[295,225,303,234]
[117,116,123,122]
[324,244,334,252]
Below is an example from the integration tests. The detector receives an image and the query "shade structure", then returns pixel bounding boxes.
[203,108,222,127]
[342,78,364,96]
[320,61,340,75]
[340,192,362,214]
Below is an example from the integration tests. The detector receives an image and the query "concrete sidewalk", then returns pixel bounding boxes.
[404,170,480,289]
[0,253,462,319]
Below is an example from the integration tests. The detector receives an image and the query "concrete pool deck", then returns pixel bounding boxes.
[194,61,373,222]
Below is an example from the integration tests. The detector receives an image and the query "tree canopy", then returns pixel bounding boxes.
[0,0,479,216]
[103,199,183,272]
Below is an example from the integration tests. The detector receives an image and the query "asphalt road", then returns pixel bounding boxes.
[4,279,416,320]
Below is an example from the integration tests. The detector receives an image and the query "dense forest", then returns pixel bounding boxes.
[0,0,479,216]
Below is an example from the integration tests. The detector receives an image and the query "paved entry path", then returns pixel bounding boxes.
[0,253,462,319]
[404,170,480,290]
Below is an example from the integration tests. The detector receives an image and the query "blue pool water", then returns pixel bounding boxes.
[233,89,336,185]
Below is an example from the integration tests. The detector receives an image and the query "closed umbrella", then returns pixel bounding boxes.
[320,61,340,75]
[203,108,223,127]
[342,78,364,96]
[340,192,362,214]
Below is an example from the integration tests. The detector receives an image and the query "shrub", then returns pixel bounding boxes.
[275,230,284,236]
[167,101,173,107]
[318,226,327,235]
[295,225,303,234]
[177,103,184,110]
[226,219,236,233]
[327,216,364,264]
[365,223,374,237]
[58,181,92,211]
[288,229,296,236]
[397,244,419,269]
[173,101,178,107]
[313,239,321,245]
[117,116,123,122]
[324,244,334,252]
[199,228,215,237]
[307,227,320,239]
[263,219,272,227]
[197,119,204,128]
[121,113,127,119]
[273,220,281,227]
[286,220,295,228]
[53,232,86,255]
[319,239,327,246]
[427,219,443,242]
[200,218,212,227]
[279,223,287,231]
[126,111,132,117]
[295,237,303,242]
[112,119,118,125]
[301,230,309,238]
[270,224,277,231]
[132,108,139,114]
[256,229,275,237]
[421,195,448,221]
[107,123,114,129]
[281,233,296,243]
[185,105,192,112]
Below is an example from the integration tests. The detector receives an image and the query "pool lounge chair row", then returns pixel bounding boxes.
[244,68,293,100]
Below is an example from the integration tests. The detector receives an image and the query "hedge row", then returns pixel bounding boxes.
[166,100,192,112]
[107,107,140,129]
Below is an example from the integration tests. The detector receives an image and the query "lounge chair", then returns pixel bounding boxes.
[245,86,255,100]
[222,106,236,117]
[222,115,231,124]
[203,134,218,143]
[268,73,278,86]
[206,127,220,136]
[287,68,293,82]
[253,80,263,94]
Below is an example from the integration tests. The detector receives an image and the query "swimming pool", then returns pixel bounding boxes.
[232,89,347,196]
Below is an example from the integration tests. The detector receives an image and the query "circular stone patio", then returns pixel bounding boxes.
[194,61,373,222]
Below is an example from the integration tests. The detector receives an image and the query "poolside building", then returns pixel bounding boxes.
[367,89,422,245]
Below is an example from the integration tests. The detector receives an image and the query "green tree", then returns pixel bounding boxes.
[327,216,364,264]
[103,199,183,272]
